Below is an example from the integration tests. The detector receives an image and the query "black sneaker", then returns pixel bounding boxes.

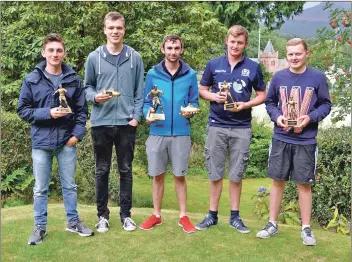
[66,220,94,237]
[195,214,218,230]
[28,226,47,245]
[229,216,250,233]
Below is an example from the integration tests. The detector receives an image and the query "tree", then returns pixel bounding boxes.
[308,2,351,122]
[202,2,304,30]
[1,2,227,112]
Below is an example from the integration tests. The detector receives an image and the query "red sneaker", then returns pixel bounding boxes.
[139,215,162,230]
[178,216,196,233]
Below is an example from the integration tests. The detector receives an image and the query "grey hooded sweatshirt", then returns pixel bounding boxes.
[84,44,144,126]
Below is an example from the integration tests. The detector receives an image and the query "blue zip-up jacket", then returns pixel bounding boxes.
[143,59,199,136]
[17,61,88,150]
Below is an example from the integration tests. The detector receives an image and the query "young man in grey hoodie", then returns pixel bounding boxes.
[84,11,144,232]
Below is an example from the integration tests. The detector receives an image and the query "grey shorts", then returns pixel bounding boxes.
[146,135,191,177]
[205,126,251,182]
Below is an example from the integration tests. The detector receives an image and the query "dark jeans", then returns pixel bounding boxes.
[91,125,136,223]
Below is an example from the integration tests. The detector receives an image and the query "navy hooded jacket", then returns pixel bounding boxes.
[17,61,88,150]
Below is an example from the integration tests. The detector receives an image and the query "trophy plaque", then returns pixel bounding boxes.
[102,88,120,97]
[55,85,72,113]
[180,103,201,116]
[146,85,165,121]
[219,80,237,110]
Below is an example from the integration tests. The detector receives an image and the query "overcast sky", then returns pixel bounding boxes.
[303,1,321,9]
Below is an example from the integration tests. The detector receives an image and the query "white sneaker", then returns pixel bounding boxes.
[256,222,279,238]
[95,216,109,233]
[301,227,317,246]
[123,217,137,231]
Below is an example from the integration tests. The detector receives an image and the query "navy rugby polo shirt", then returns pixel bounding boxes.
[200,55,266,128]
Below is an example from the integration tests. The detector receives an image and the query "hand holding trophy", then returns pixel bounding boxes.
[101,88,121,97]
[286,96,298,127]
[146,85,165,121]
[219,80,237,110]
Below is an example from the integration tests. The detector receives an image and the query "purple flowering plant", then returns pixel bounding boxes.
[251,186,270,220]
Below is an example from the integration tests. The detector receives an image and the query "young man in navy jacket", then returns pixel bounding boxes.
[17,33,93,245]
[196,25,266,233]
[139,35,199,233]
[256,38,332,246]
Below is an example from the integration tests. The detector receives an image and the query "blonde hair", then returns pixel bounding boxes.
[286,38,308,51]
[104,11,125,26]
[227,25,248,42]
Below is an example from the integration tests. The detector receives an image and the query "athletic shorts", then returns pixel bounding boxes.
[145,135,191,177]
[204,125,251,182]
[267,138,318,184]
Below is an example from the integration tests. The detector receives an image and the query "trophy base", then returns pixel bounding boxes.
[58,107,72,113]
[105,91,120,97]
[287,120,298,127]
[149,113,165,121]
[224,103,237,110]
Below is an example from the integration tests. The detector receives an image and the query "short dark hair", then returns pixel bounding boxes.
[104,11,125,26]
[161,34,183,49]
[43,33,65,50]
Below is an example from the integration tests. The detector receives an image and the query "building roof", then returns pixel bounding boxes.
[263,39,275,53]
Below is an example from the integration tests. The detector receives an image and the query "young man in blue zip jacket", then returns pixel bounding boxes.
[139,35,199,233]
[84,12,144,232]
[17,33,93,245]
[196,25,266,233]
[257,38,332,246]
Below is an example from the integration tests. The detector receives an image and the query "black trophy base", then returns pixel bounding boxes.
[287,120,298,127]
[224,103,237,110]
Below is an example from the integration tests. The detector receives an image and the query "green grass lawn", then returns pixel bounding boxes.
[2,176,350,262]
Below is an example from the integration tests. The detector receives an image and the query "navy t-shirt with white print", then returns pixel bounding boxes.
[200,54,266,128]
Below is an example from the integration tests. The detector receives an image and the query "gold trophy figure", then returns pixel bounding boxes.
[286,96,298,126]
[146,85,165,121]
[219,80,237,110]
[55,85,72,113]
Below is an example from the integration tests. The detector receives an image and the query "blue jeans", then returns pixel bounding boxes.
[32,145,79,227]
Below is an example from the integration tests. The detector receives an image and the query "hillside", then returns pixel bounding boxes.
[279,2,351,38]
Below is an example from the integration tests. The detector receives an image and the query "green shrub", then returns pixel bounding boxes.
[284,126,351,226]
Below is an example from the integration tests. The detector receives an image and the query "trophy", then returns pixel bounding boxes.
[219,80,237,110]
[101,88,120,97]
[55,85,72,113]
[286,96,298,127]
[180,103,201,116]
[146,85,165,121]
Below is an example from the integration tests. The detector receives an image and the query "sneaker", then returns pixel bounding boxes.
[95,216,109,233]
[256,222,279,238]
[66,220,94,237]
[195,213,218,230]
[28,226,47,245]
[178,216,196,233]
[301,227,317,246]
[139,215,162,230]
[229,216,250,233]
[123,217,137,231]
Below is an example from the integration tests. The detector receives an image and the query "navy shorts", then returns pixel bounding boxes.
[267,138,318,184]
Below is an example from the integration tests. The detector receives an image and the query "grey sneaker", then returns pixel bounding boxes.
[95,216,109,233]
[123,217,137,231]
[229,216,250,233]
[66,220,94,237]
[301,227,317,246]
[256,222,279,238]
[195,213,218,230]
[28,226,47,245]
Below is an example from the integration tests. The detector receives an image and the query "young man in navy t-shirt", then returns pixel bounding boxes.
[256,38,332,246]
[196,25,266,233]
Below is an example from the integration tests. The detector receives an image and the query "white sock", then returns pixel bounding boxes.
[154,214,161,218]
[302,225,310,230]
[269,220,277,227]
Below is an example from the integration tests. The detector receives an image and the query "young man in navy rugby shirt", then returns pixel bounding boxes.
[256,38,331,246]
[196,25,266,233]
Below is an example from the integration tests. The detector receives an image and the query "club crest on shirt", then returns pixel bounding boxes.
[241,69,250,77]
